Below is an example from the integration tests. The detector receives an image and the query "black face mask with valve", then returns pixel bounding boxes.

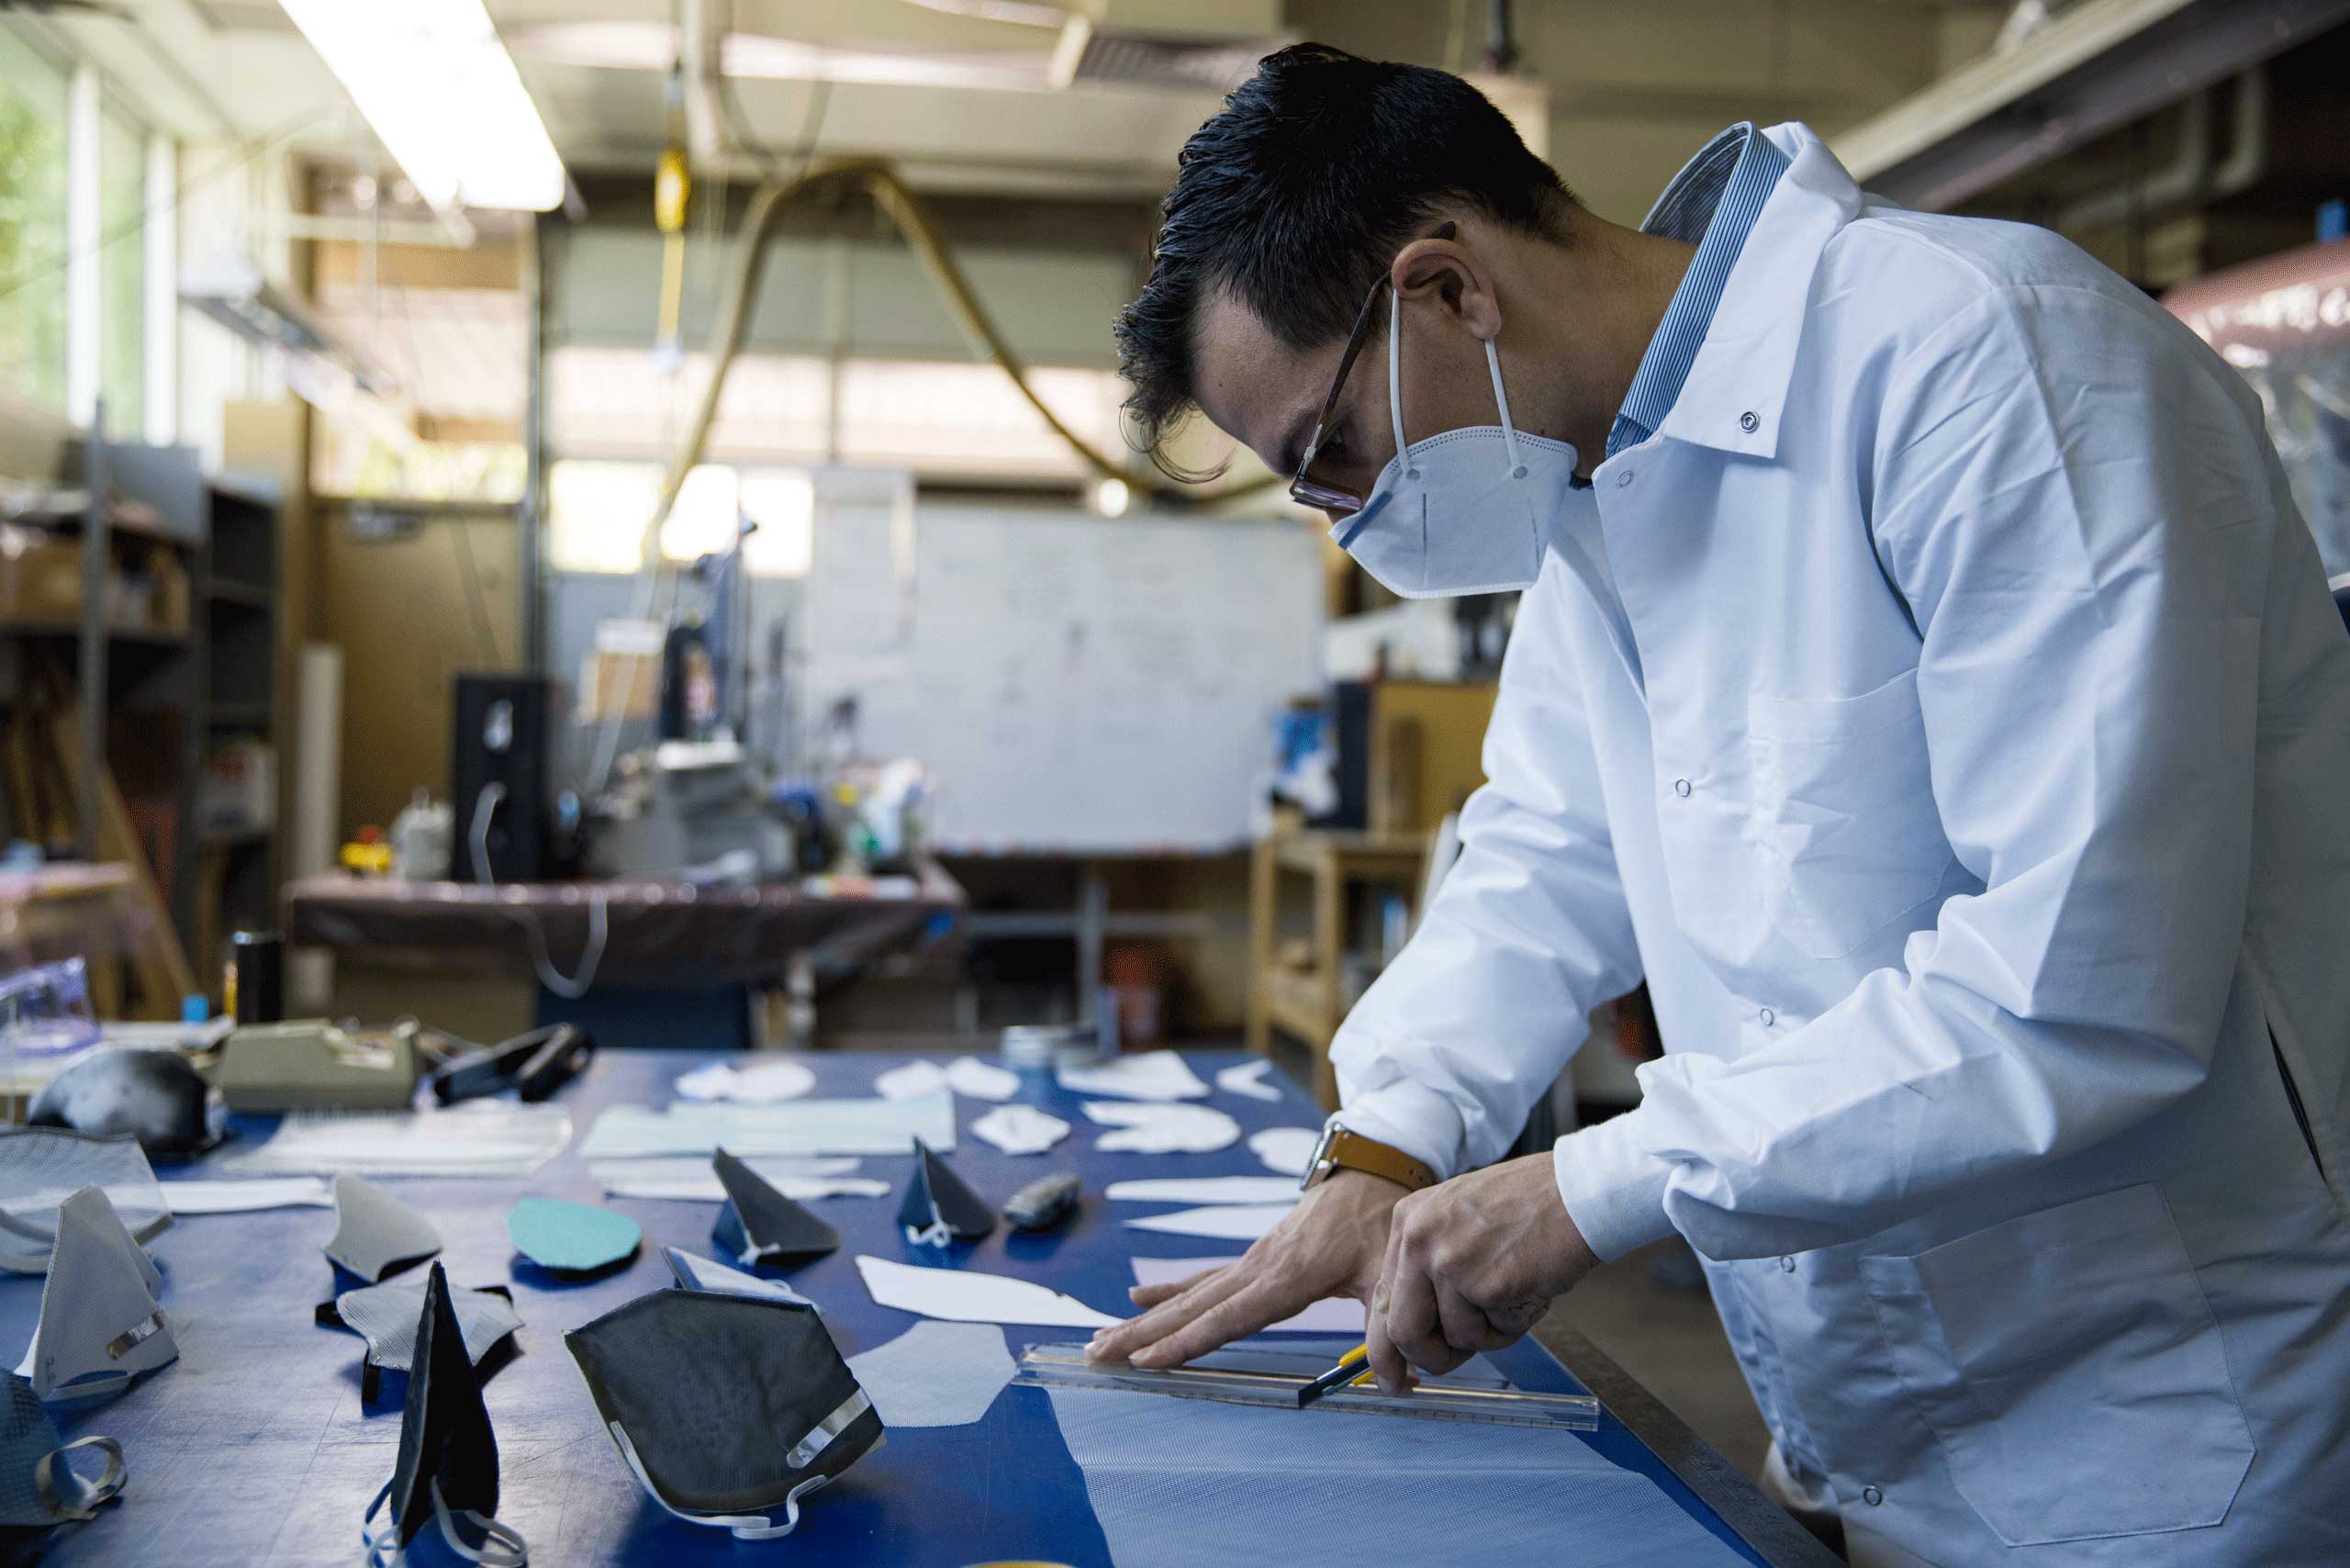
[362,1262,527,1567]
[564,1288,882,1540]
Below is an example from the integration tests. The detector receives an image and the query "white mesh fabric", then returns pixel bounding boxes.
[333,1276,523,1372]
[17,1187,177,1400]
[845,1322,1013,1428]
[1043,1384,1753,1568]
[0,1129,170,1273]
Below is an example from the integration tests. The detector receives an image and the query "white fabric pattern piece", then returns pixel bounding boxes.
[944,1057,1020,1103]
[1103,1177,1299,1205]
[968,1105,1072,1157]
[872,1060,949,1101]
[324,1174,444,1282]
[16,1186,177,1400]
[855,1255,1119,1328]
[1083,1103,1239,1155]
[1214,1059,1282,1103]
[1057,1052,1209,1102]
[1120,1204,1292,1241]
[675,1060,817,1103]
[845,1321,1015,1428]
[332,1275,522,1372]
[1248,1127,1319,1178]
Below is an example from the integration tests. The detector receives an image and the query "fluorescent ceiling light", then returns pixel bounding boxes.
[277,0,566,213]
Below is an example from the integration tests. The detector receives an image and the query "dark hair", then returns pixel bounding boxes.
[1115,43,1574,478]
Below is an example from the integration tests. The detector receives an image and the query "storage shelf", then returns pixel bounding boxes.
[207,578,272,608]
[0,619,188,647]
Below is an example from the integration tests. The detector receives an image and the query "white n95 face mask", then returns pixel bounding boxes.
[1330,289,1580,599]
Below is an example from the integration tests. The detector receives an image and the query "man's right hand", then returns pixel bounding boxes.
[1083,1169,1406,1369]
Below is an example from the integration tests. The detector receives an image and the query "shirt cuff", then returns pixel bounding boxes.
[1330,1079,1466,1182]
[1552,1109,1678,1261]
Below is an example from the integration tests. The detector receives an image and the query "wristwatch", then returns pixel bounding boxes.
[1300,1124,1439,1193]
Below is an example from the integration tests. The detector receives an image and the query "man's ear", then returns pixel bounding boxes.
[1390,232,1504,342]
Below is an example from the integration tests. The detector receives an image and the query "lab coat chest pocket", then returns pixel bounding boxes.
[1746,668,1949,959]
[1858,1185,2254,1547]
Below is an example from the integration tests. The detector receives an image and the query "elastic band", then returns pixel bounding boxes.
[1483,339,1524,475]
[1386,290,1412,475]
[362,1477,530,1568]
[36,1436,125,1521]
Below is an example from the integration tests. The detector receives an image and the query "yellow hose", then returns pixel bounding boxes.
[638,158,1276,566]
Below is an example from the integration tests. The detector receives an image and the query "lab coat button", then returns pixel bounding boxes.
[1673,778,1691,799]
[1759,1007,1775,1027]
[1778,1255,1796,1273]
[1740,410,1760,433]
[1616,469,1635,487]
[1863,1486,1884,1507]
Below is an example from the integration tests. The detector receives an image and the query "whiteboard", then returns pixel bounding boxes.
[805,487,1323,853]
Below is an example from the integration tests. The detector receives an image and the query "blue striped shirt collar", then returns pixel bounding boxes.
[1606,123,1791,459]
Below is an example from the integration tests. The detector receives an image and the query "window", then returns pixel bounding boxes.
[96,102,141,434]
[546,458,812,577]
[0,30,68,412]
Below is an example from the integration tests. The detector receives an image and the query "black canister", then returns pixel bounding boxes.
[228,929,284,1025]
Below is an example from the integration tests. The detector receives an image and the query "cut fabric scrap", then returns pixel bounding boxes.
[1044,1383,1751,1568]
[565,1288,881,1541]
[1248,1126,1320,1178]
[0,1127,172,1273]
[1104,1177,1297,1205]
[1131,1257,1361,1335]
[508,1197,642,1274]
[592,1154,887,1203]
[675,1059,817,1104]
[899,1138,995,1246]
[873,1059,947,1101]
[363,1263,525,1568]
[1057,1051,1209,1102]
[15,1186,177,1400]
[664,1246,817,1308]
[1214,1058,1282,1103]
[152,1177,332,1213]
[845,1321,1014,1428]
[712,1148,843,1268]
[856,1254,1120,1329]
[1083,1102,1240,1155]
[968,1103,1071,1157]
[1122,1204,1292,1241]
[320,1275,522,1400]
[221,1102,572,1178]
[578,1095,955,1159]
[325,1174,442,1282]
[945,1057,1019,1102]
[0,1373,125,1525]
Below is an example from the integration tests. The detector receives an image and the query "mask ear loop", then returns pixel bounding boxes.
[1387,289,1416,482]
[1483,338,1526,479]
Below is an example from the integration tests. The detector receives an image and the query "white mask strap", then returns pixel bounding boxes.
[1387,290,1413,477]
[1484,338,1525,476]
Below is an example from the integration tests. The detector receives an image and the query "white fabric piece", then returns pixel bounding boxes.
[219,1103,572,1178]
[855,1255,1119,1329]
[1121,1205,1292,1241]
[1083,1102,1239,1155]
[665,1248,817,1308]
[17,1186,177,1399]
[1214,1059,1281,1103]
[333,1274,522,1371]
[675,1059,817,1104]
[1130,1257,1362,1335]
[944,1057,1020,1103]
[1057,1051,1209,1102]
[968,1104,1071,1157]
[1104,1177,1299,1205]
[873,1060,948,1101]
[1248,1127,1320,1178]
[0,1129,171,1273]
[324,1174,443,1282]
[156,1177,333,1214]
[1045,1384,1749,1568]
[845,1321,1014,1428]
[578,1095,955,1159]
[591,1156,886,1204]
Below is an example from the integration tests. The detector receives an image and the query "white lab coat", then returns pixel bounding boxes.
[1331,124,2350,1567]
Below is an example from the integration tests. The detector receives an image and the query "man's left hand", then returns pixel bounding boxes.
[1367,1151,1600,1392]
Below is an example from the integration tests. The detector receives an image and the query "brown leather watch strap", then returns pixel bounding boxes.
[1309,1126,1438,1193]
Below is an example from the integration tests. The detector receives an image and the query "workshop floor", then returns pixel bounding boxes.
[1539,1238,1771,1484]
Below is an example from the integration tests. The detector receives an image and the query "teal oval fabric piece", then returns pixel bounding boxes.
[507,1197,642,1274]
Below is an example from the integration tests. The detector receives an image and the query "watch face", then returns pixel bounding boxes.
[1302,1124,1341,1189]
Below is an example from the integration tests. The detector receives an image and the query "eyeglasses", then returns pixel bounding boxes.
[1288,220,1456,517]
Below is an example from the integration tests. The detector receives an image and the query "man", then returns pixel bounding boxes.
[1087,44,2350,1568]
